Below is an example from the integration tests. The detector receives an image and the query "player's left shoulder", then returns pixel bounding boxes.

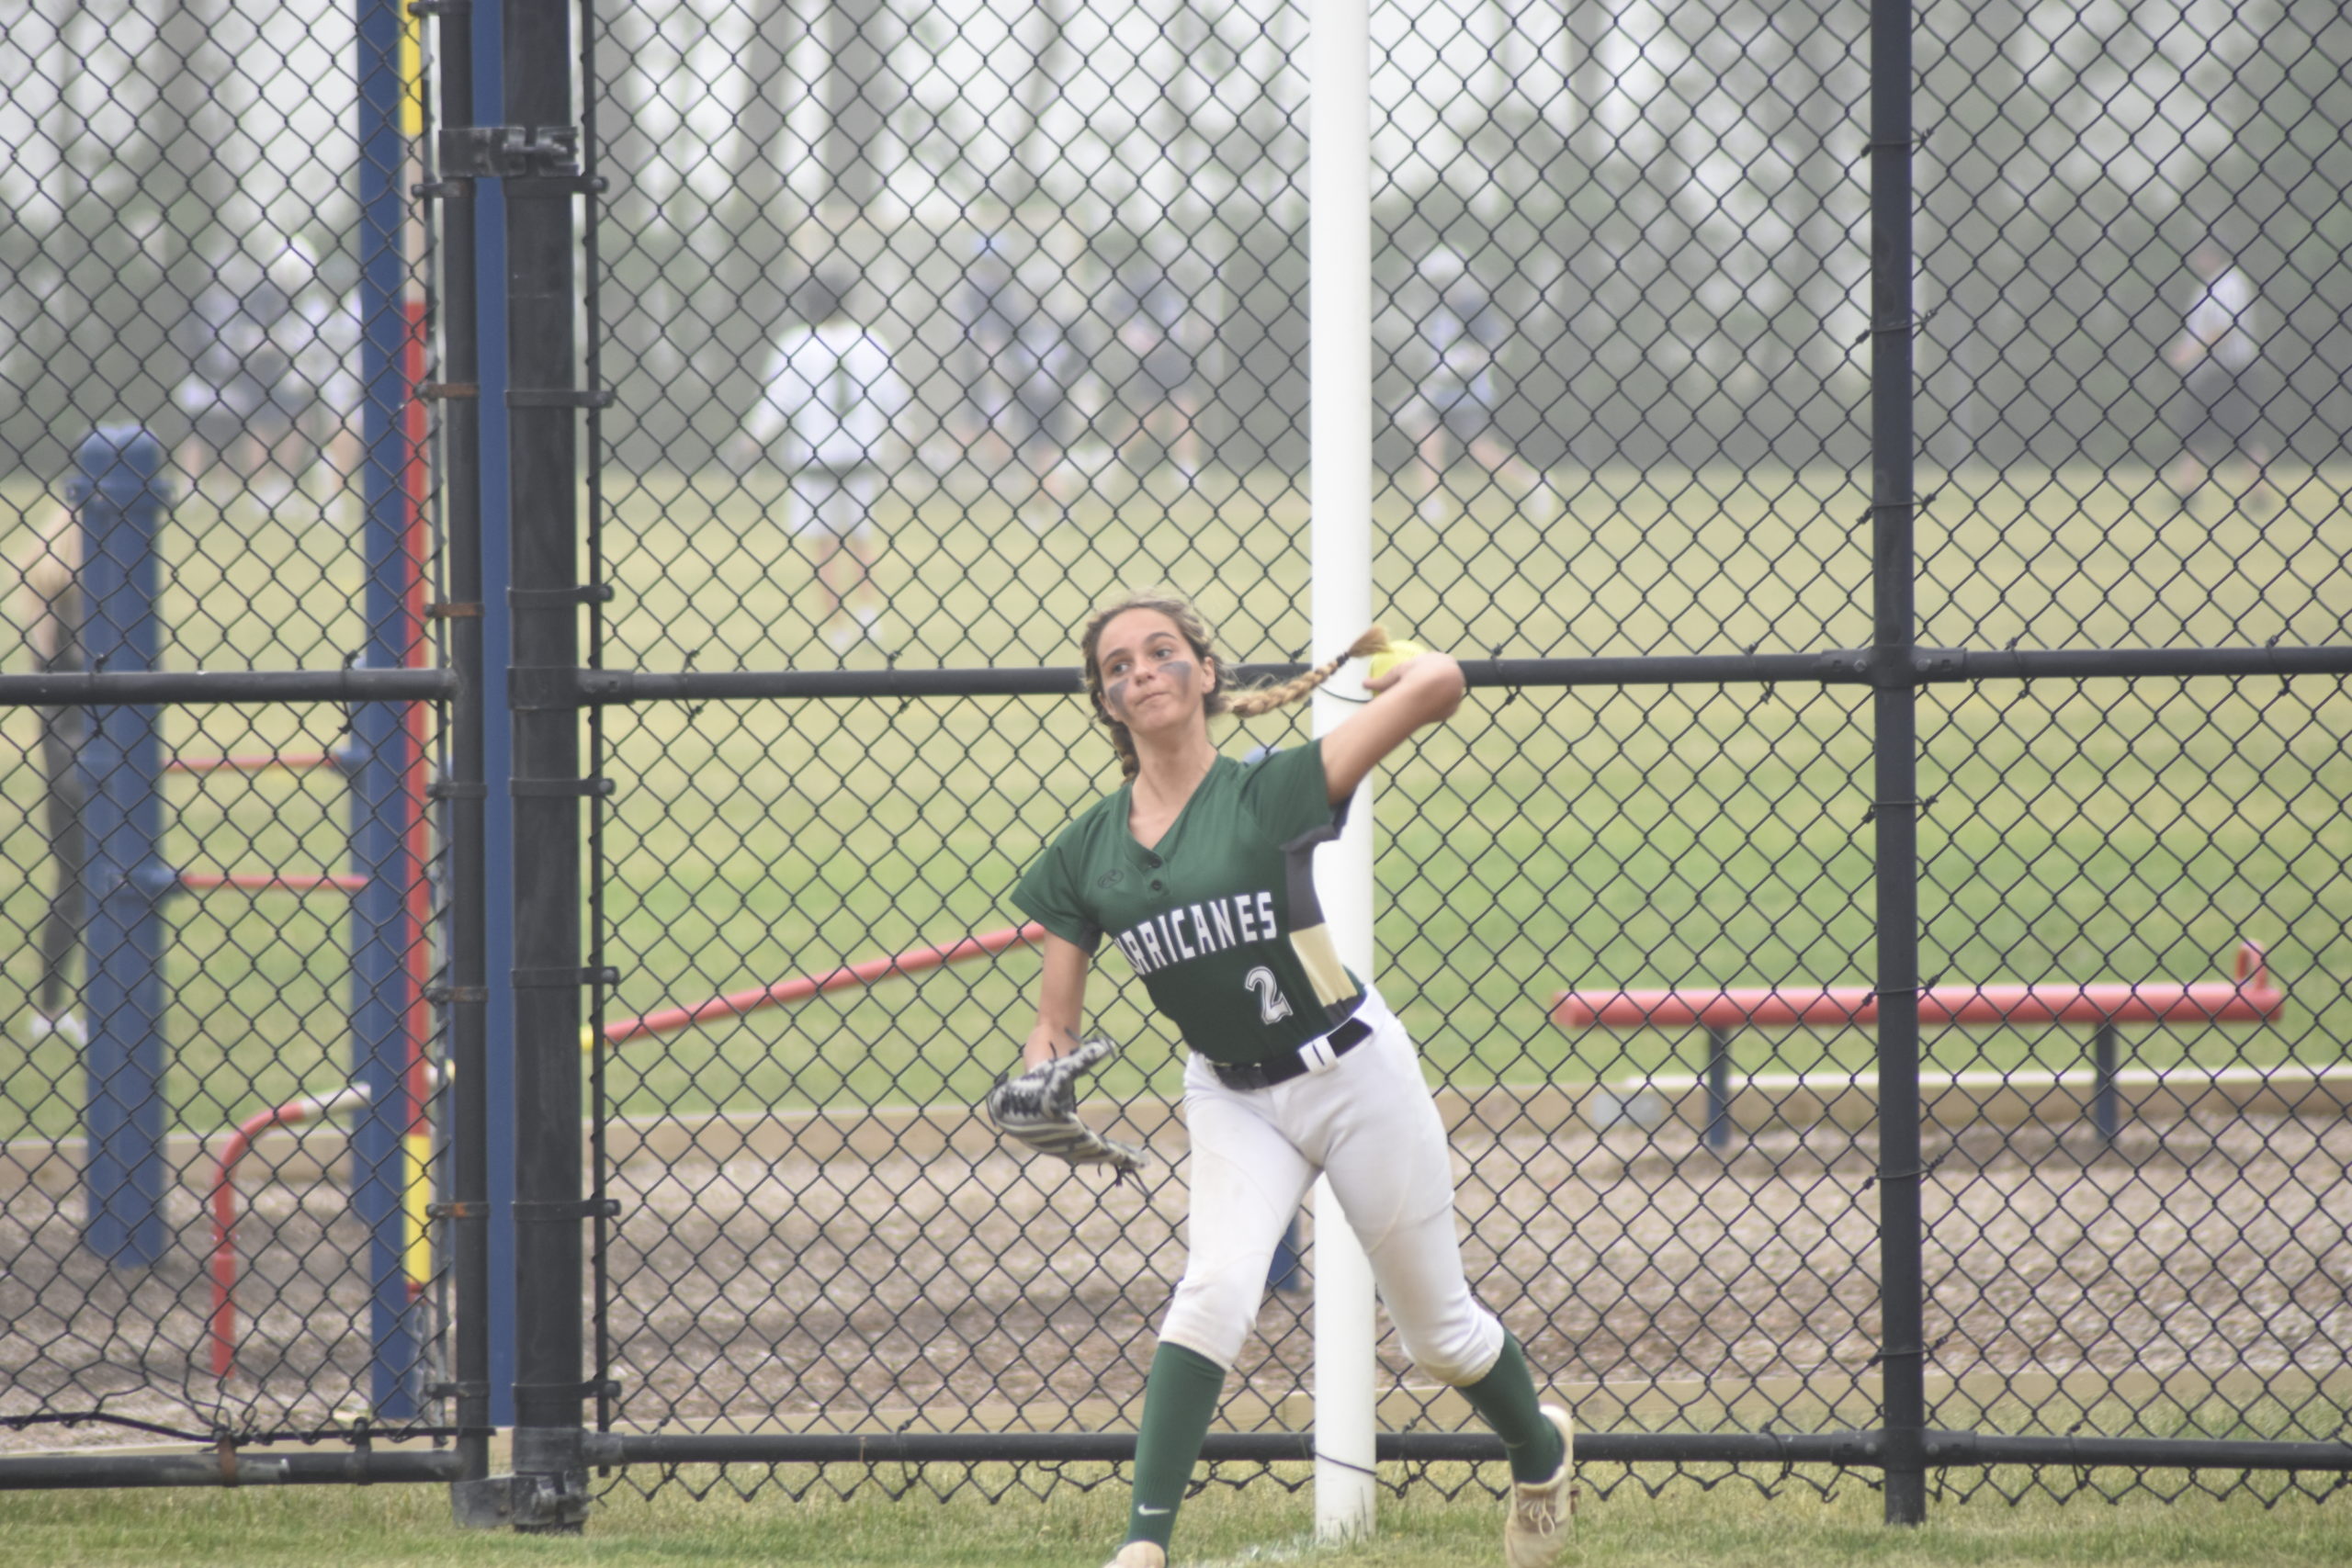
[1234,739,1335,820]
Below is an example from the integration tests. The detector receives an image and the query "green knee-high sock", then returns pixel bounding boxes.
[1456,1332,1564,1484]
[1126,1341,1226,1550]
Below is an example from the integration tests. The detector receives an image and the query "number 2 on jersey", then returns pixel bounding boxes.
[1244,965,1294,1026]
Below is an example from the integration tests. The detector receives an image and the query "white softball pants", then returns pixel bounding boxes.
[1158,987,1507,1385]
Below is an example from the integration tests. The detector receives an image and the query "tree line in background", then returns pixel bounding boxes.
[3,0,2347,483]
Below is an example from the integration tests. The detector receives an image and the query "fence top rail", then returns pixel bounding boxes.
[0,668,454,707]
[573,646,2352,705]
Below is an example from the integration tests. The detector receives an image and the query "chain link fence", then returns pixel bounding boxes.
[1,0,451,1468]
[3,0,2350,1524]
[578,0,2352,1515]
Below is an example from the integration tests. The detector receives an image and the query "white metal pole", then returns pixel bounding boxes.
[1308,0,1376,1540]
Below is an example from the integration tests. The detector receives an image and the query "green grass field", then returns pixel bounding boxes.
[3,459,2347,1142]
[3,1458,2350,1568]
[3,459,2347,1559]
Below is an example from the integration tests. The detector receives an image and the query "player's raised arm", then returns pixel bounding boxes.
[1318,638,1464,805]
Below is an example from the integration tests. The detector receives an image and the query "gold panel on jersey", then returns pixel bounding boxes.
[1289,922,1352,1009]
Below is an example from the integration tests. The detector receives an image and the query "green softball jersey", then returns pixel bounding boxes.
[1012,741,1365,1067]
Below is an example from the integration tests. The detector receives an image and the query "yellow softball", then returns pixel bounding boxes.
[1365,638,1430,683]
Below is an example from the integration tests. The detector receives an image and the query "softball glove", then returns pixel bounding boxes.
[985,1035,1147,1179]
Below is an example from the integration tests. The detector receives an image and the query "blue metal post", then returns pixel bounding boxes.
[350,0,422,1418]
[71,427,172,1269]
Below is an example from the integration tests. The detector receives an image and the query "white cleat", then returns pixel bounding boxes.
[1102,1542,1166,1568]
[1503,1404,1577,1567]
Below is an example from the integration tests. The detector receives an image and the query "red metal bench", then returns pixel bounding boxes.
[1551,941,2285,1147]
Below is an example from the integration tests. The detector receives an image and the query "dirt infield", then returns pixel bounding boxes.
[6,1085,2350,1457]
[592,1088,2352,1442]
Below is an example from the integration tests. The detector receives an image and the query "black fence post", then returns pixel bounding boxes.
[1869,0,1928,1529]
[503,0,588,1533]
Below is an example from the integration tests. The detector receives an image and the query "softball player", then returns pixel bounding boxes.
[1010,590,1575,1568]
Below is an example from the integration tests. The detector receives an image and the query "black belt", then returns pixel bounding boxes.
[1209,1014,1372,1091]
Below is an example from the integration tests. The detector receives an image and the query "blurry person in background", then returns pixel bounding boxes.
[12,505,88,1048]
[1108,255,1210,484]
[175,240,359,503]
[1390,249,1546,521]
[2163,243,2278,512]
[948,236,1035,474]
[949,235,1088,525]
[730,267,913,655]
[288,275,367,498]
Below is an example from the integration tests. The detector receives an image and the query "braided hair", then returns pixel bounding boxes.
[1078,589,1399,780]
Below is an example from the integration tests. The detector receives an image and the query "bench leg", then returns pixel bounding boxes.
[2091,1021,2120,1145]
[1705,1025,1735,1151]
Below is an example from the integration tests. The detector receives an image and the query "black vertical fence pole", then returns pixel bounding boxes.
[429,0,494,1493]
[573,0,616,1440]
[503,0,588,1531]
[1868,0,1928,1528]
